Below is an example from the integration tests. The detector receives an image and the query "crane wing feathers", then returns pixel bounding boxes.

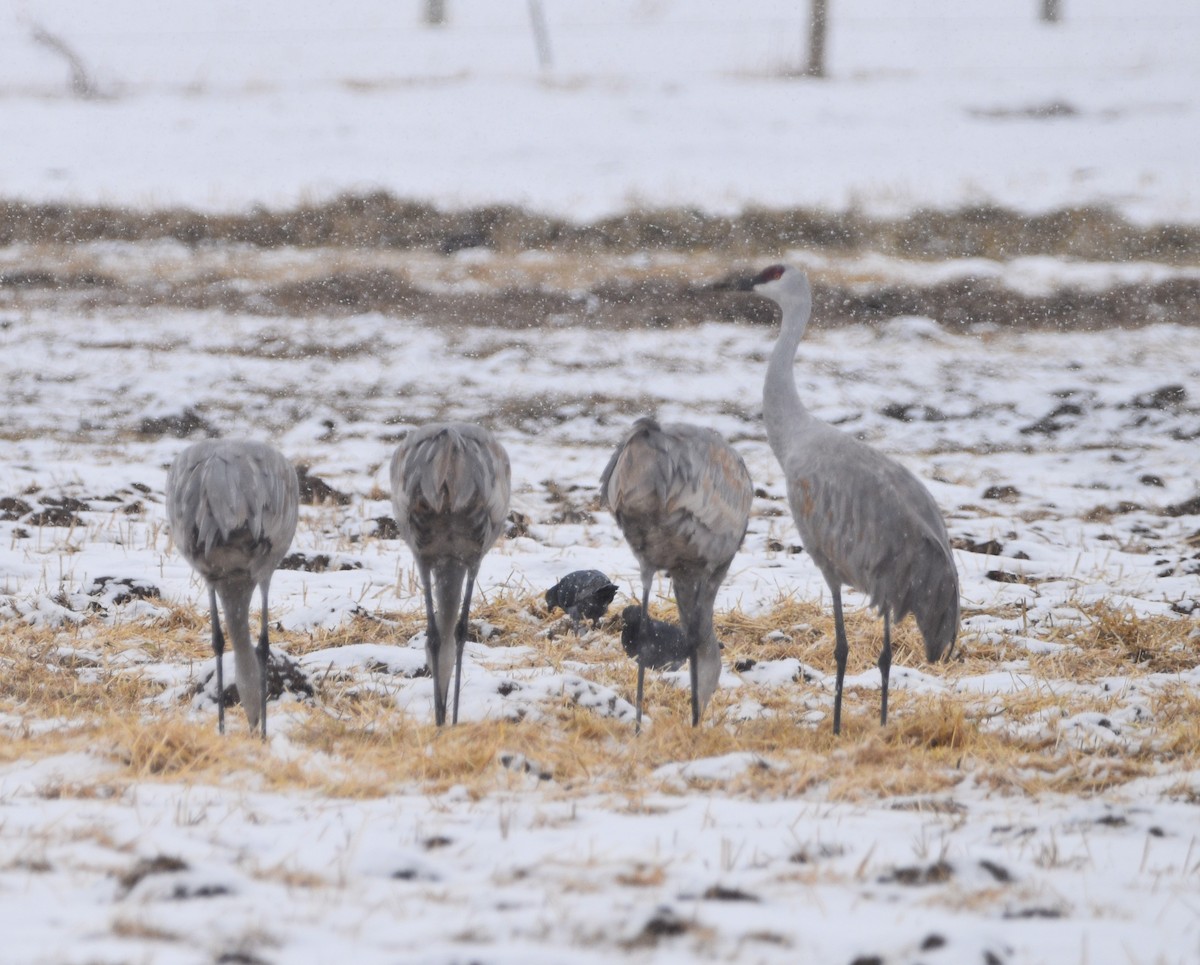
[602,418,753,569]
[167,440,299,569]
[390,423,511,556]
[785,439,958,658]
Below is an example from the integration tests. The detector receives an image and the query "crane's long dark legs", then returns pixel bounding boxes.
[209,586,226,735]
[688,625,701,727]
[257,584,270,741]
[692,573,725,728]
[878,611,892,726]
[635,570,653,734]
[420,563,445,726]
[452,572,475,726]
[673,577,702,727]
[830,586,849,735]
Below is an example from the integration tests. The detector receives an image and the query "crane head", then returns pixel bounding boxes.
[743,264,811,312]
[751,264,787,287]
[714,263,795,293]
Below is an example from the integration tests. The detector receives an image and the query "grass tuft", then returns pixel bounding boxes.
[0,594,1196,802]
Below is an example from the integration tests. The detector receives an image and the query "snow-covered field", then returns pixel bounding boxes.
[2,3,1200,964]
[1,0,1198,220]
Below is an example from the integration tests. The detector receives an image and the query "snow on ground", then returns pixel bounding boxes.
[1,288,1199,964]
[2,296,1198,628]
[2,2,1200,963]
[4,763,1199,965]
[0,0,1198,220]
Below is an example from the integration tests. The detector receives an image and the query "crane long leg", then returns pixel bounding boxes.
[209,586,226,735]
[830,585,849,736]
[878,611,892,726]
[688,637,701,726]
[451,570,476,726]
[419,562,446,727]
[257,583,270,741]
[673,577,702,727]
[635,569,653,734]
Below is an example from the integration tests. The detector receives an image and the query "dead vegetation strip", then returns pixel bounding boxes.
[6,196,1200,329]
[4,265,1198,332]
[3,194,1199,264]
[1,595,1196,802]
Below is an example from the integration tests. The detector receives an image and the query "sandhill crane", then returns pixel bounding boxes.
[743,264,959,734]
[545,569,618,632]
[390,423,511,726]
[619,605,689,671]
[601,417,753,727]
[166,439,299,737]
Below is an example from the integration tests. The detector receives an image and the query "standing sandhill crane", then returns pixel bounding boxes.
[390,423,511,726]
[601,417,753,728]
[166,439,299,737]
[742,264,959,734]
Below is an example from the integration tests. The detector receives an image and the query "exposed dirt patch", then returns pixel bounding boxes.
[295,465,352,506]
[137,408,216,439]
[0,496,33,519]
[6,266,1198,331]
[278,553,362,573]
[190,650,316,708]
[4,196,1200,331]
[3,195,1198,263]
[26,506,84,527]
[117,855,189,897]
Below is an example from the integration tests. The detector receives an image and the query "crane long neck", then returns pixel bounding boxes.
[763,289,813,457]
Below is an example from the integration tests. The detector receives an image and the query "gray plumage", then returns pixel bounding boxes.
[166,439,299,737]
[545,569,618,631]
[600,416,753,727]
[746,264,959,734]
[619,605,689,671]
[390,422,511,726]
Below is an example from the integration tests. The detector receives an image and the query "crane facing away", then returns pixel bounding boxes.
[390,423,511,726]
[601,417,753,728]
[742,264,959,734]
[166,439,299,737]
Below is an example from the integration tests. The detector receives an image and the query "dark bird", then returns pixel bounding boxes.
[166,439,299,737]
[744,264,959,734]
[619,605,689,671]
[545,569,618,632]
[390,423,510,726]
[601,416,753,727]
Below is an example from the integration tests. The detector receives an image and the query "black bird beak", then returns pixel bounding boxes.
[708,271,759,292]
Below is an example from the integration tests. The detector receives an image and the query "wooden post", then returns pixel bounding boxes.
[806,0,828,78]
[529,0,554,71]
[423,0,446,27]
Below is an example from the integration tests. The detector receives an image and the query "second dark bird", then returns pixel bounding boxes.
[619,605,689,671]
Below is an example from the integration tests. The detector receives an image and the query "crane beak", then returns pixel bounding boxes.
[708,271,759,292]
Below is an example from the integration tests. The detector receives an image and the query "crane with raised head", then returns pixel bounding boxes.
[741,264,959,734]
[390,422,510,726]
[166,439,299,737]
[601,416,752,728]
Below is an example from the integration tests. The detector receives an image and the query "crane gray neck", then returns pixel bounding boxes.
[762,281,814,455]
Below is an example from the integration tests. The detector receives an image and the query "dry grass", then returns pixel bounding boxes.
[0,595,1196,804]
[3,196,1198,264]
[6,223,1200,333]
